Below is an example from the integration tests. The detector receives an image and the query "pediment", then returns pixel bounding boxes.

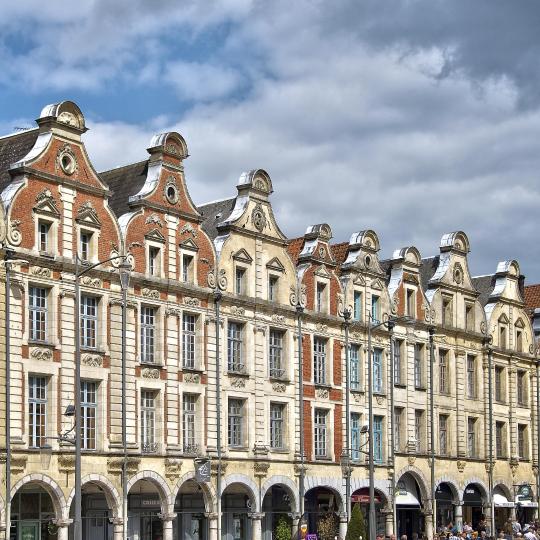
[266,257,285,273]
[498,313,509,324]
[371,279,384,291]
[232,248,253,264]
[353,275,366,286]
[314,265,331,279]
[33,189,61,218]
[76,202,101,228]
[179,238,199,252]
[145,228,166,244]
[515,317,525,329]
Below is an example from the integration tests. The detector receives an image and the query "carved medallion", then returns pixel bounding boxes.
[251,203,267,232]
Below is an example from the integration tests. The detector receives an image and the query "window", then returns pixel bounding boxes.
[415,410,423,453]
[141,306,157,364]
[182,254,194,283]
[373,415,383,463]
[496,421,506,458]
[439,349,448,394]
[406,289,416,317]
[467,355,476,399]
[80,230,92,261]
[499,325,507,349]
[227,322,244,373]
[38,221,51,252]
[141,390,157,453]
[414,344,423,388]
[393,340,402,385]
[465,303,475,331]
[442,297,452,327]
[80,295,98,349]
[439,414,448,455]
[516,329,523,353]
[467,417,477,458]
[373,348,383,393]
[495,366,504,402]
[235,267,246,295]
[81,381,97,450]
[183,394,197,454]
[517,371,527,406]
[353,291,362,321]
[228,399,244,447]
[314,409,328,458]
[351,412,361,460]
[182,314,196,369]
[29,287,47,342]
[316,283,326,313]
[268,275,279,302]
[518,424,528,459]
[350,344,360,390]
[371,295,380,323]
[269,329,285,378]
[394,408,403,452]
[313,337,327,385]
[148,246,161,277]
[270,403,286,449]
[28,376,47,448]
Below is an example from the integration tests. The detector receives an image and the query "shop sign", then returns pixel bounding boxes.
[194,457,211,483]
[517,484,533,501]
[141,499,161,506]
[396,481,407,496]
[306,535,318,540]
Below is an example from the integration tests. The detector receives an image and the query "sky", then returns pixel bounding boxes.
[0,0,539,281]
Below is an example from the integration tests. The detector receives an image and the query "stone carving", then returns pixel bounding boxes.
[56,143,78,176]
[145,214,163,227]
[352,392,362,403]
[231,306,245,316]
[108,456,140,475]
[289,284,307,307]
[316,387,329,399]
[142,288,160,299]
[165,307,182,317]
[81,276,102,288]
[271,314,285,324]
[82,354,103,367]
[510,458,519,477]
[254,461,270,478]
[375,395,384,405]
[408,455,416,466]
[453,262,464,285]
[165,458,183,480]
[211,461,228,476]
[142,368,160,379]
[457,460,466,473]
[272,382,286,393]
[30,266,52,277]
[480,321,487,335]
[164,176,179,205]
[184,297,201,307]
[319,246,326,259]
[58,454,76,473]
[184,373,200,384]
[8,219,22,246]
[180,223,198,238]
[251,203,267,232]
[316,323,328,333]
[30,348,53,361]
[231,377,246,388]
[208,268,228,290]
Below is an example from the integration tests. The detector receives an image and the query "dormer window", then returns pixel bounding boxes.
[465,302,475,331]
[79,230,93,262]
[516,329,523,353]
[353,291,362,321]
[371,295,380,324]
[316,283,327,313]
[268,275,279,302]
[38,221,51,253]
[148,246,161,277]
[182,254,194,283]
[405,289,416,318]
[235,267,246,295]
[499,325,507,349]
[442,296,453,327]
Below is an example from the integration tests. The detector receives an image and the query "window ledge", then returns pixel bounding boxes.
[227,370,249,377]
[269,448,290,454]
[28,340,55,348]
[314,456,332,462]
[269,375,290,383]
[373,391,386,397]
[228,446,249,452]
[394,383,407,389]
[81,347,105,355]
[314,383,332,389]
[39,251,56,259]
[182,366,204,373]
[350,388,363,394]
[140,361,164,369]
[415,386,427,391]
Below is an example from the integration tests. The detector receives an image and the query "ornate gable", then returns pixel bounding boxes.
[76,201,101,229]
[33,189,61,218]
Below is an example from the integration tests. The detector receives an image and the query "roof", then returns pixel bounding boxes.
[197,197,236,241]
[99,160,148,217]
[525,284,540,314]
[419,256,440,291]
[472,274,496,306]
[330,242,349,265]
[0,129,39,193]
[287,237,304,264]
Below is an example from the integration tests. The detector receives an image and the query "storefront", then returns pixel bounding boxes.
[493,486,514,531]
[175,491,207,540]
[262,486,293,540]
[515,484,538,526]
[351,488,385,537]
[10,488,57,540]
[221,493,252,540]
[127,494,164,540]
[304,487,340,539]
[435,483,456,532]
[462,484,484,529]
[395,474,424,539]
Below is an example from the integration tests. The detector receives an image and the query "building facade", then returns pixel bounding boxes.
[0,100,537,540]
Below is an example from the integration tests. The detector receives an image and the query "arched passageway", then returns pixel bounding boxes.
[304,486,341,539]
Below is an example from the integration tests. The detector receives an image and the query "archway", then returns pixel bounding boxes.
[351,488,387,537]
[261,484,295,540]
[175,479,209,540]
[462,482,487,530]
[395,473,424,539]
[304,486,341,539]
[435,482,459,531]
[221,482,256,540]
[493,484,513,532]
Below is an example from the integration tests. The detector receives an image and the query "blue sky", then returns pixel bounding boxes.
[1,0,539,282]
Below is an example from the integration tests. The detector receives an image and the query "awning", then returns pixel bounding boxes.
[517,501,538,508]
[493,493,514,508]
[395,475,421,507]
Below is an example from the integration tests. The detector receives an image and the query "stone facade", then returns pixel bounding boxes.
[0,100,536,540]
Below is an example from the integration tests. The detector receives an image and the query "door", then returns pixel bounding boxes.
[19,522,39,540]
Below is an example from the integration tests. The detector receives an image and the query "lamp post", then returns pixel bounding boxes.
[297,301,305,522]
[214,289,222,540]
[429,328,436,538]
[342,307,352,522]
[484,337,494,538]
[73,254,129,540]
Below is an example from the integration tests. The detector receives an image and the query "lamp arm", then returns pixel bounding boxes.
[76,254,129,278]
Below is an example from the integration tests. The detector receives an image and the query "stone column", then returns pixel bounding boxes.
[384,507,394,536]
[249,512,264,540]
[55,519,73,540]
[110,517,123,540]
[206,512,219,540]
[424,511,434,540]
[339,511,348,539]
[455,503,463,531]
[160,513,177,540]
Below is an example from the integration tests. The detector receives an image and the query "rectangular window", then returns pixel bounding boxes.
[38,221,50,252]
[415,410,423,453]
[439,414,448,455]
[371,295,380,323]
[268,275,279,302]
[28,376,47,448]
[394,408,402,452]
[80,231,92,261]
[499,325,507,349]
[353,291,362,321]
[29,287,47,342]
[496,421,506,458]
[393,340,402,385]
[414,344,423,388]
[495,366,504,402]
[80,295,98,349]
[373,348,383,393]
[270,403,285,449]
[351,412,361,460]
[81,381,97,450]
[518,424,528,459]
[465,303,475,331]
[182,254,194,283]
[350,344,360,390]
[269,329,285,378]
[141,390,157,453]
[467,355,476,399]
[182,394,197,454]
[227,322,244,373]
[467,417,477,458]
[140,306,156,364]
[439,349,448,394]
[406,289,416,317]
[517,371,527,406]
[316,283,326,313]
[314,409,328,458]
[442,297,452,327]
[516,329,523,353]
[235,267,245,295]
[228,399,244,447]
[149,246,160,277]
[373,415,383,463]
[313,337,327,385]
[182,314,196,369]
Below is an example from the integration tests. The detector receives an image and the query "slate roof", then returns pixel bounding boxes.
[471,275,496,306]
[419,256,440,291]
[525,284,540,314]
[99,160,149,217]
[0,129,39,193]
[197,197,236,241]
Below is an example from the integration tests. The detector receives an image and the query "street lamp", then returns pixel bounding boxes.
[214,288,223,540]
[73,253,130,540]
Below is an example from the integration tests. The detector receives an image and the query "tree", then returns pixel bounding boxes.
[275,514,292,540]
[317,512,339,540]
[346,504,367,540]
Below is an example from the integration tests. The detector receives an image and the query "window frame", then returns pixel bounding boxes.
[314,408,328,459]
[81,380,97,451]
[182,393,198,454]
[182,313,197,369]
[313,337,327,385]
[269,402,286,450]
[140,305,158,365]
[228,398,245,448]
[80,294,98,350]
[227,321,245,373]
[28,375,47,449]
[373,347,383,393]
[269,329,285,379]
[141,389,158,453]
[29,286,48,343]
